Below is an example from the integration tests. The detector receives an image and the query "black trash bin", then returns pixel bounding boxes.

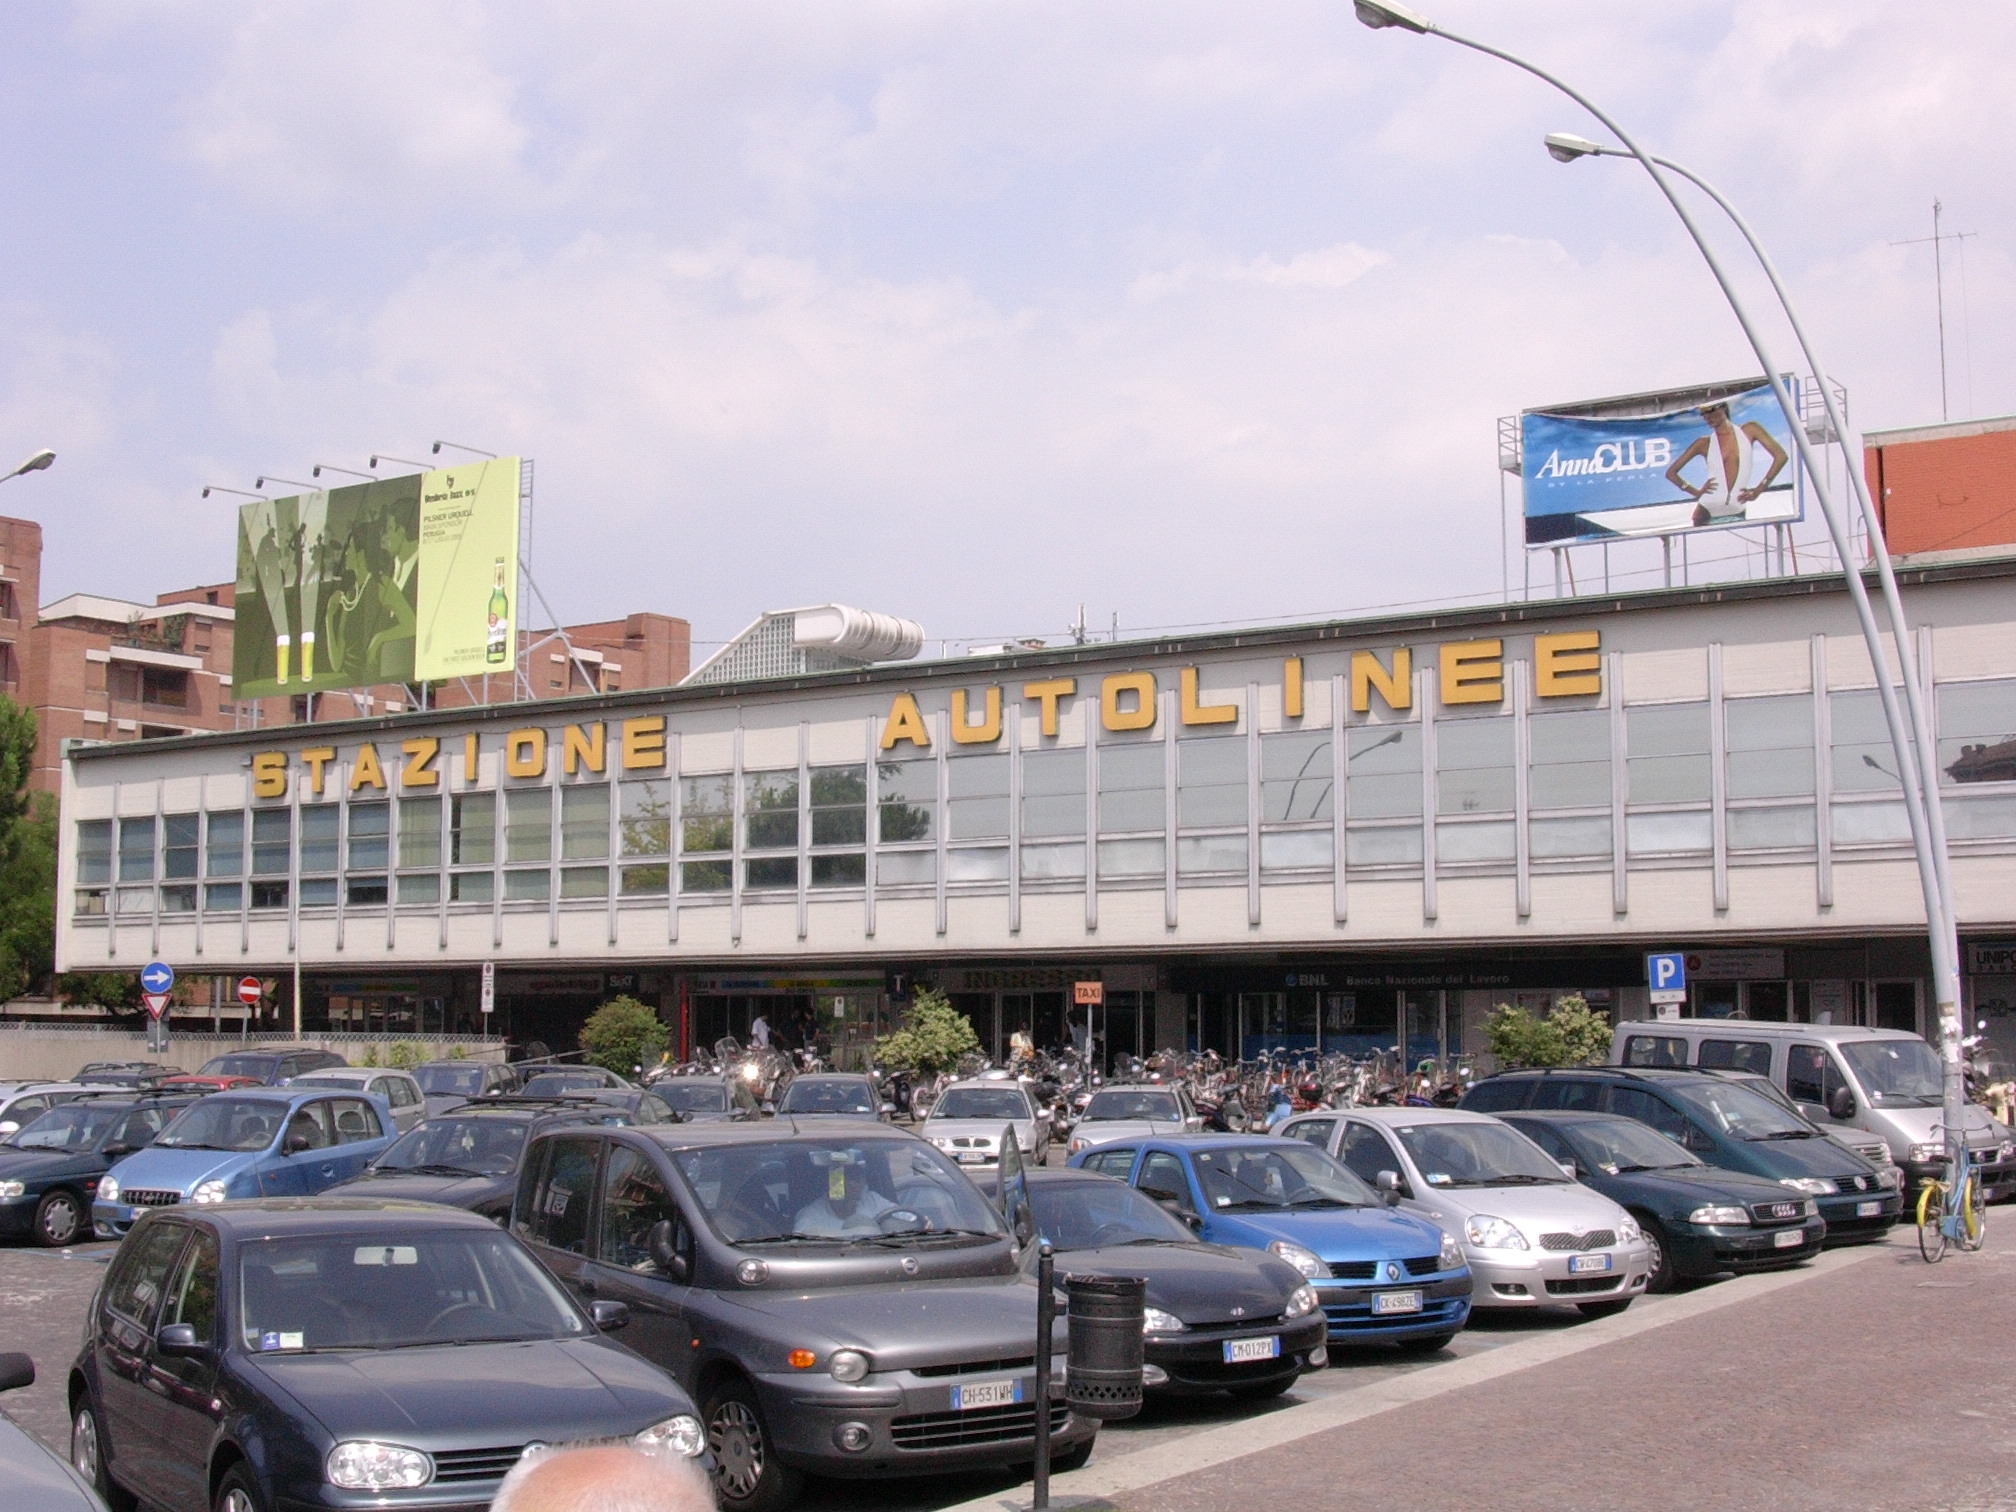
[1065,1274,1144,1421]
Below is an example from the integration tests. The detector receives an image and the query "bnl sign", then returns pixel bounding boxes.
[1646,953,1688,1017]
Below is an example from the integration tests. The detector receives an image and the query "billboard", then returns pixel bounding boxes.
[234,458,519,697]
[1521,382,1798,547]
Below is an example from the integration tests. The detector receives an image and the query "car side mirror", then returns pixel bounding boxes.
[284,1134,313,1155]
[1557,1160,1580,1179]
[761,1101,775,1115]
[647,1220,690,1282]
[1376,1170,1403,1206]
[589,1299,629,1331]
[880,1102,897,1117]
[102,1143,136,1160]
[0,1122,17,1137]
[0,1354,32,1392]
[1827,1087,1856,1121]
[155,1324,207,1358]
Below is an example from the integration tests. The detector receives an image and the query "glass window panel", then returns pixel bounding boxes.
[811,766,867,848]
[346,875,388,907]
[680,859,731,893]
[1261,732,1333,823]
[560,866,608,899]
[1727,748,1815,800]
[1348,771,1422,820]
[1101,743,1163,788]
[947,755,1009,839]
[1098,787,1163,833]
[681,775,733,853]
[77,820,113,885]
[1177,737,1245,828]
[743,771,798,850]
[1260,829,1331,870]
[299,877,338,907]
[160,885,197,914]
[1530,760,1610,809]
[451,793,495,865]
[299,806,340,872]
[1345,825,1422,865]
[1832,800,1911,845]
[251,879,289,910]
[620,863,670,896]
[878,758,937,802]
[1346,725,1421,818]
[1438,766,1514,815]
[162,814,199,879]
[396,873,440,905]
[1626,811,1713,854]
[1097,837,1164,876]
[1627,705,1710,804]
[504,868,550,902]
[504,788,553,863]
[1629,755,1711,804]
[812,808,867,846]
[1725,695,1814,799]
[1438,717,1513,768]
[1530,710,1610,810]
[1530,815,1611,858]
[398,796,442,869]
[1830,690,1901,793]
[251,808,291,875]
[450,871,494,904]
[1938,679,2016,786]
[1437,820,1514,862]
[619,780,671,857]
[347,803,390,870]
[118,817,155,881]
[1176,832,1247,874]
[1728,805,1816,850]
[1023,750,1085,837]
[1946,793,2016,839]
[877,850,935,885]
[810,853,866,887]
[114,886,153,915]
[74,889,107,916]
[744,856,796,889]
[560,785,610,861]
[945,846,1008,882]
[1020,841,1085,879]
[204,881,242,912]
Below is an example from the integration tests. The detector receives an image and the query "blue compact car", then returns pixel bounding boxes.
[94,1088,396,1239]
[1068,1135,1473,1350]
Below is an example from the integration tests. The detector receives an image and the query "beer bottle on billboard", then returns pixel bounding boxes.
[486,558,510,665]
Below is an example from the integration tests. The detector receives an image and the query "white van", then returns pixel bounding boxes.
[1611,1019,2016,1202]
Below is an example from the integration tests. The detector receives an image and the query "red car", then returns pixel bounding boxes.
[156,1073,260,1092]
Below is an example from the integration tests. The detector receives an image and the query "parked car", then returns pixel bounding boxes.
[982,1169,1325,1398]
[1694,1066,1901,1178]
[0,1091,198,1247]
[518,1066,633,1097]
[157,1073,260,1094]
[0,1354,104,1512]
[189,1047,347,1086]
[564,1088,676,1124]
[1064,1085,1201,1157]
[647,1075,758,1123]
[1281,1107,1653,1317]
[411,1059,520,1117]
[1070,1134,1474,1348]
[1610,1019,2016,1203]
[920,1080,1049,1169]
[1497,1110,1827,1290]
[513,1120,1095,1511]
[330,1099,639,1221]
[1460,1067,1903,1244]
[0,1084,113,1139]
[71,1064,174,1091]
[287,1067,428,1132]
[93,1088,397,1239]
[775,1074,891,1120]
[67,1199,705,1512]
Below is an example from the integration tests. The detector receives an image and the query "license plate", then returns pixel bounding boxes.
[1772,1228,1804,1248]
[952,1379,1023,1411]
[1568,1253,1613,1274]
[1223,1336,1280,1363]
[1856,1201,1881,1217]
[957,1152,988,1164]
[1371,1290,1422,1316]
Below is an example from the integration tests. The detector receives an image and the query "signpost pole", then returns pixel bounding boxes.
[292,954,302,1040]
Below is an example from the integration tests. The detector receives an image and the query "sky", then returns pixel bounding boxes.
[0,2,2009,659]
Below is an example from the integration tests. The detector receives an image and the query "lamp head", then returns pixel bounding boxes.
[10,449,55,477]
[1545,132,1605,163]
[1353,0,1432,32]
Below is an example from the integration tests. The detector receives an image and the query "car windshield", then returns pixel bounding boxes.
[375,1118,528,1176]
[521,1072,608,1096]
[1664,1080,1812,1140]
[1840,1039,1944,1108]
[288,1075,362,1092]
[1032,1180,1194,1249]
[413,1065,487,1097]
[1395,1122,1569,1186]
[671,1136,1007,1245]
[1084,1091,1181,1122]
[155,1097,286,1152]
[239,1230,588,1352]
[931,1088,1031,1121]
[1556,1118,1700,1174]
[1192,1144,1374,1210]
[8,1103,124,1152]
[778,1081,877,1115]
[199,1055,280,1082]
[652,1082,728,1113]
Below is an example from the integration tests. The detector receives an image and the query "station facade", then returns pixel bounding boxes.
[54,555,2016,1072]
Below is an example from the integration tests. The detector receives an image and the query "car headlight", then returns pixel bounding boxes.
[1464,1215,1529,1251]
[1615,1215,1642,1243]
[1283,1284,1319,1320]
[191,1179,229,1205]
[1907,1142,1945,1163]
[632,1414,706,1457]
[97,1176,119,1205]
[1688,1205,1751,1226]
[1068,1139,1084,1154]
[1876,1167,1900,1189]
[1438,1231,1464,1270]
[1266,1240,1327,1280]
[1141,1306,1187,1335]
[1779,1178,1835,1196]
[829,1348,870,1383]
[327,1441,433,1490]
[0,1181,23,1200]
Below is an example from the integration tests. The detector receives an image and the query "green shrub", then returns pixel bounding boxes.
[580,996,669,1078]
[358,1043,381,1068]
[1484,994,1612,1069]
[871,988,980,1075]
[446,1044,469,1060]
[387,1041,425,1069]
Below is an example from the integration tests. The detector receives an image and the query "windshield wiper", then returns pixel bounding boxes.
[1749,1130,1820,1141]
[737,1232,845,1246]
[1472,1173,1559,1186]
[158,1141,232,1151]
[1611,1163,1687,1173]
[395,1163,483,1177]
[1283,1197,1357,1209]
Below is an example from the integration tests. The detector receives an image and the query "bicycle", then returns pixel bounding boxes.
[1915,1132,1986,1263]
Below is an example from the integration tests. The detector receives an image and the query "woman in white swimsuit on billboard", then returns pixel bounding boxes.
[1666,400,1789,527]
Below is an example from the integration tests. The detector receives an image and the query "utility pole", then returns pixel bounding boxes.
[1891,200,1975,423]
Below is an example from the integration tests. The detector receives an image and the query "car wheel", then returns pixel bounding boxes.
[71,1400,135,1512]
[1228,1375,1296,1400]
[705,1378,801,1512]
[1639,1216,1677,1293]
[1577,1299,1633,1320]
[34,1189,83,1248]
[215,1463,267,1512]
[1394,1332,1456,1355]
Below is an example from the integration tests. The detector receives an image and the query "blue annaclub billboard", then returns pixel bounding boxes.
[1521,381,1798,547]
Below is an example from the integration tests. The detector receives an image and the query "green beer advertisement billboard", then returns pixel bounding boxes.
[233,458,520,697]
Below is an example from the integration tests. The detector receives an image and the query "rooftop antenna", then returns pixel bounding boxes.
[1069,604,1088,646]
[1891,199,1976,422]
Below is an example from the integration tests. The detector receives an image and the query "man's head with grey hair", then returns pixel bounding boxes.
[490,1443,712,1512]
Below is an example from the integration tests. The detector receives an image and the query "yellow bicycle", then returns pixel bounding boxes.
[1916,1162,1985,1263]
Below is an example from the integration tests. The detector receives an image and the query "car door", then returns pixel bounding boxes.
[581,1142,696,1380]
[258,1102,333,1195]
[1338,1120,1410,1195]
[1131,1149,1201,1229]
[94,1220,192,1480]
[1080,1146,1136,1178]
[517,1134,606,1297]
[1607,1087,1718,1159]
[324,1097,392,1185]
[146,1225,224,1512]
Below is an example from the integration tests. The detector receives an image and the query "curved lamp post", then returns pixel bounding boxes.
[1354,0,1966,1138]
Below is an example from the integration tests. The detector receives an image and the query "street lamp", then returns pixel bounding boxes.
[2,449,55,482]
[200,485,267,501]
[369,454,434,473]
[311,463,373,483]
[1353,2,1967,1147]
[253,475,317,493]
[431,440,496,459]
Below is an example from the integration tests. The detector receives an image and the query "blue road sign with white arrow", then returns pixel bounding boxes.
[140,961,175,995]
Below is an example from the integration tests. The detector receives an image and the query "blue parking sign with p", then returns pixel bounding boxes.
[1647,953,1685,993]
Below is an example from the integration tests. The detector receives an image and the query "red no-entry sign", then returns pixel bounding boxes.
[237,977,263,1007]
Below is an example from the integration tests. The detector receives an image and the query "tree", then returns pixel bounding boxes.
[53,971,145,1019]
[0,794,54,1000]
[1484,994,1613,1069]
[872,987,980,1075]
[580,995,669,1077]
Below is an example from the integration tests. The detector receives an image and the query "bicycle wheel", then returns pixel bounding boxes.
[1917,1180,1947,1263]
[1959,1174,1987,1253]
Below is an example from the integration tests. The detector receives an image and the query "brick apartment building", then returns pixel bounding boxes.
[0,513,691,795]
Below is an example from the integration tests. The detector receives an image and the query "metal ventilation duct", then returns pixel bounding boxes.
[791,605,925,662]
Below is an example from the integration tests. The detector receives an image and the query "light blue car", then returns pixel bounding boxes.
[93,1087,395,1239]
